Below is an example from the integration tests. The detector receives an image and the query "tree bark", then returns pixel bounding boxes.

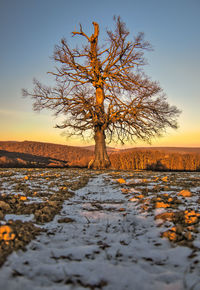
[88,23,110,169]
[89,127,110,169]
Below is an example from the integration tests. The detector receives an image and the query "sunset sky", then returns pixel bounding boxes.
[0,0,200,148]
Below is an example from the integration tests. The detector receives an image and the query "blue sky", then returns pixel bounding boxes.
[0,0,200,147]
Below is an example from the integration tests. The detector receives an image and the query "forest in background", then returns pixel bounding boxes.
[110,148,200,171]
[0,141,200,171]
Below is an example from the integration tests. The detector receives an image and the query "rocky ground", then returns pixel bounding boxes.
[0,168,92,267]
[0,168,200,289]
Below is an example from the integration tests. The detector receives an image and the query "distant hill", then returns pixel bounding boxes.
[82,145,200,154]
[121,147,200,154]
[0,141,200,170]
[81,145,120,152]
[0,141,93,168]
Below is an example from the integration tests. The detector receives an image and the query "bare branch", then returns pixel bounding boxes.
[23,16,180,150]
[72,24,90,42]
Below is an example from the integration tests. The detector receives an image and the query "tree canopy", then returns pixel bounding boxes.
[23,17,180,169]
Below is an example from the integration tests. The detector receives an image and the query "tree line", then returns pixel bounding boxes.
[109,150,200,171]
[1,141,200,171]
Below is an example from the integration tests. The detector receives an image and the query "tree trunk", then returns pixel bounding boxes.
[89,128,111,169]
[87,23,110,170]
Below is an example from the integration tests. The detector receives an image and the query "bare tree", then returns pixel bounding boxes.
[23,17,180,169]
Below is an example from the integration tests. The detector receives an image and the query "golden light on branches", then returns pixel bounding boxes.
[23,17,180,169]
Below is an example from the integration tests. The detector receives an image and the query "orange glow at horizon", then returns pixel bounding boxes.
[0,109,199,148]
[1,129,200,148]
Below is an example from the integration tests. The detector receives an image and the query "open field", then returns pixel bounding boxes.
[0,168,200,289]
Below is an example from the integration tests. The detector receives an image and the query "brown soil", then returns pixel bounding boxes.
[0,168,92,267]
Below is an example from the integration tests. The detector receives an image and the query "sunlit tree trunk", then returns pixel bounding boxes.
[92,127,110,169]
[89,87,111,169]
[86,23,110,169]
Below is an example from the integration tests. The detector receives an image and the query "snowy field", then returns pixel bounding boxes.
[0,168,200,289]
